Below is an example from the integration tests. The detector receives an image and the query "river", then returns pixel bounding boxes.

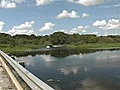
[15,49,120,90]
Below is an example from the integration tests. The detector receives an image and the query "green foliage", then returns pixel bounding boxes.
[0,32,120,52]
[50,32,69,44]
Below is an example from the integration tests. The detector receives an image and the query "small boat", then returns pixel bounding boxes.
[46,44,53,49]
[46,44,64,49]
[46,45,50,49]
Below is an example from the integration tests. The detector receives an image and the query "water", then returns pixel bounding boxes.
[15,49,120,90]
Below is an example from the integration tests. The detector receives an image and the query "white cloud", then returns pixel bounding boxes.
[87,32,99,35]
[82,13,90,18]
[40,22,55,32]
[93,19,120,30]
[12,0,25,4]
[7,21,35,35]
[67,0,74,2]
[93,20,107,27]
[0,0,25,8]
[0,21,5,33]
[68,0,104,6]
[40,55,55,62]
[103,4,120,8]
[56,10,79,19]
[36,0,53,6]
[59,67,79,75]
[0,0,16,8]
[59,29,68,33]
[70,25,89,34]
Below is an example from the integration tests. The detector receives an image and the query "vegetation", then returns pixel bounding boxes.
[0,32,120,53]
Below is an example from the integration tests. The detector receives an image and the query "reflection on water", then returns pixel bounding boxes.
[12,48,97,57]
[15,49,120,90]
[59,66,79,75]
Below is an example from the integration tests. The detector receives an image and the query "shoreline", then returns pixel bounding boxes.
[0,43,120,53]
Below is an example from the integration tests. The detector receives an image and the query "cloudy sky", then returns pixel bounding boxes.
[0,0,120,36]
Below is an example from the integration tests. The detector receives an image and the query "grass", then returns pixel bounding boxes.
[66,43,120,49]
[0,43,120,53]
[0,44,45,53]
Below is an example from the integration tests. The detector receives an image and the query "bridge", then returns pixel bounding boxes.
[0,50,55,90]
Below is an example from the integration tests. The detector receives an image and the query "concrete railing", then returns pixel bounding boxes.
[0,50,55,90]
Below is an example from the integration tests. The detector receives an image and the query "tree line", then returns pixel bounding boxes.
[0,32,120,47]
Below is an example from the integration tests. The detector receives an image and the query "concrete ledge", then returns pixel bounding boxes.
[0,50,55,90]
[0,56,24,90]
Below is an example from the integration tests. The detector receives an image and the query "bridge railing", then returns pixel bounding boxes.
[0,50,55,90]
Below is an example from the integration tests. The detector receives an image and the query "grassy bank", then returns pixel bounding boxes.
[66,43,120,49]
[0,44,45,53]
[0,43,120,53]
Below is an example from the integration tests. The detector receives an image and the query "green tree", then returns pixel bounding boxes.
[50,32,69,44]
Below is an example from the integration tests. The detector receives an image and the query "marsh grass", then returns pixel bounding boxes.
[66,43,120,49]
[0,43,120,53]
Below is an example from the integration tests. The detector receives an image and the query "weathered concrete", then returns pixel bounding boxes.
[0,57,17,90]
[0,50,55,90]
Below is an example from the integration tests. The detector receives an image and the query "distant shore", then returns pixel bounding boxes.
[66,43,120,49]
[0,43,120,54]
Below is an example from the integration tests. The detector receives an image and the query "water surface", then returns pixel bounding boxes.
[15,49,120,90]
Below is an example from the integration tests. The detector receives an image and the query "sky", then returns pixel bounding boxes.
[0,0,120,36]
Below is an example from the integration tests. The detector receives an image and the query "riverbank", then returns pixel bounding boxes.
[66,43,120,49]
[0,44,45,53]
[0,43,120,54]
